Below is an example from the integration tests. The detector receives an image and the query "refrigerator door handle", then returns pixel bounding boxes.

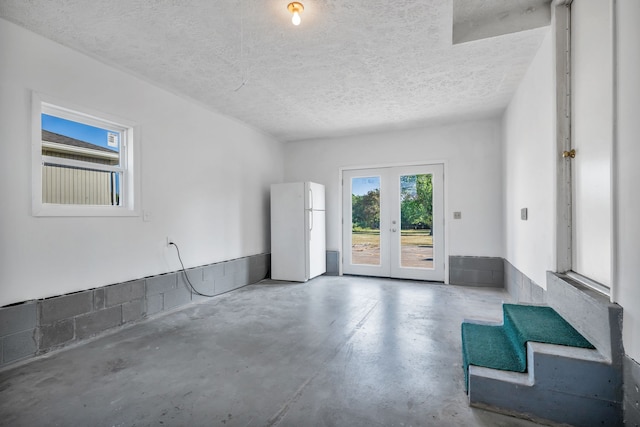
[309,188,314,211]
[309,210,314,232]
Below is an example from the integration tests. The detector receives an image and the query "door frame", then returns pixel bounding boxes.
[338,160,449,283]
[553,0,616,301]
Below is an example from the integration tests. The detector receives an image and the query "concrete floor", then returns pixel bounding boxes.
[0,276,547,427]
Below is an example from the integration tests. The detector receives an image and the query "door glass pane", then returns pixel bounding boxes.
[351,176,380,265]
[400,174,433,269]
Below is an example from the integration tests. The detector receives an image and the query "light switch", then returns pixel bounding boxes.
[143,211,152,222]
[521,208,528,221]
[453,211,462,219]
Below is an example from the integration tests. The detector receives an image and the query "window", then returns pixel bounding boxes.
[32,93,139,216]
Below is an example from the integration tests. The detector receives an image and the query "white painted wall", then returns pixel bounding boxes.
[501,30,555,288]
[283,119,504,265]
[0,19,284,307]
[614,0,640,362]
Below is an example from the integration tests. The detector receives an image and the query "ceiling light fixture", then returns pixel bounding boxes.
[287,2,304,26]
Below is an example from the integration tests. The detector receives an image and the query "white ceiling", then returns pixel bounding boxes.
[0,0,550,142]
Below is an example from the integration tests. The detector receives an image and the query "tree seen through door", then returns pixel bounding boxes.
[351,174,433,268]
[351,176,381,265]
[399,174,433,268]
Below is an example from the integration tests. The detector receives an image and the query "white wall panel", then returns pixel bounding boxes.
[501,30,555,288]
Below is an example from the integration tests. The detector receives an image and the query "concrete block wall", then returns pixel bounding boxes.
[449,256,504,287]
[504,260,546,304]
[0,253,269,369]
[448,257,545,300]
[326,251,339,276]
[0,302,37,365]
[625,356,640,426]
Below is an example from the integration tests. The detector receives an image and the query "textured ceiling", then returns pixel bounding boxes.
[0,0,550,142]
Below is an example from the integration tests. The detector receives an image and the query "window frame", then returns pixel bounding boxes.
[32,92,140,217]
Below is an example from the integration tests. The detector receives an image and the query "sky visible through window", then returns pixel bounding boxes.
[352,176,380,196]
[42,114,119,152]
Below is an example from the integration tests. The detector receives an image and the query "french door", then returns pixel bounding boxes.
[342,165,444,281]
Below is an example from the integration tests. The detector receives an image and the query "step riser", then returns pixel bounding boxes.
[468,343,623,425]
[469,372,623,427]
[461,322,525,391]
[533,351,622,402]
[502,310,527,369]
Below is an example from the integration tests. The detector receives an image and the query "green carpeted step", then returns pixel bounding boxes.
[461,322,524,391]
[503,304,595,352]
[461,304,595,392]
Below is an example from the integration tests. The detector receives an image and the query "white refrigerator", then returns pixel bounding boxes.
[271,182,326,282]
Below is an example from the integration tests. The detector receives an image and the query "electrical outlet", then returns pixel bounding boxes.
[166,236,173,247]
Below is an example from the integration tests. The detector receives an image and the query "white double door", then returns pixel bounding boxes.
[342,164,444,281]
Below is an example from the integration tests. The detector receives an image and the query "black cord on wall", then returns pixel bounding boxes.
[169,242,217,298]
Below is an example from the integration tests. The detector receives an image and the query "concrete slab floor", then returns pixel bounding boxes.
[0,276,547,427]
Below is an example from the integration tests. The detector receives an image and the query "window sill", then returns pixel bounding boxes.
[32,204,140,218]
